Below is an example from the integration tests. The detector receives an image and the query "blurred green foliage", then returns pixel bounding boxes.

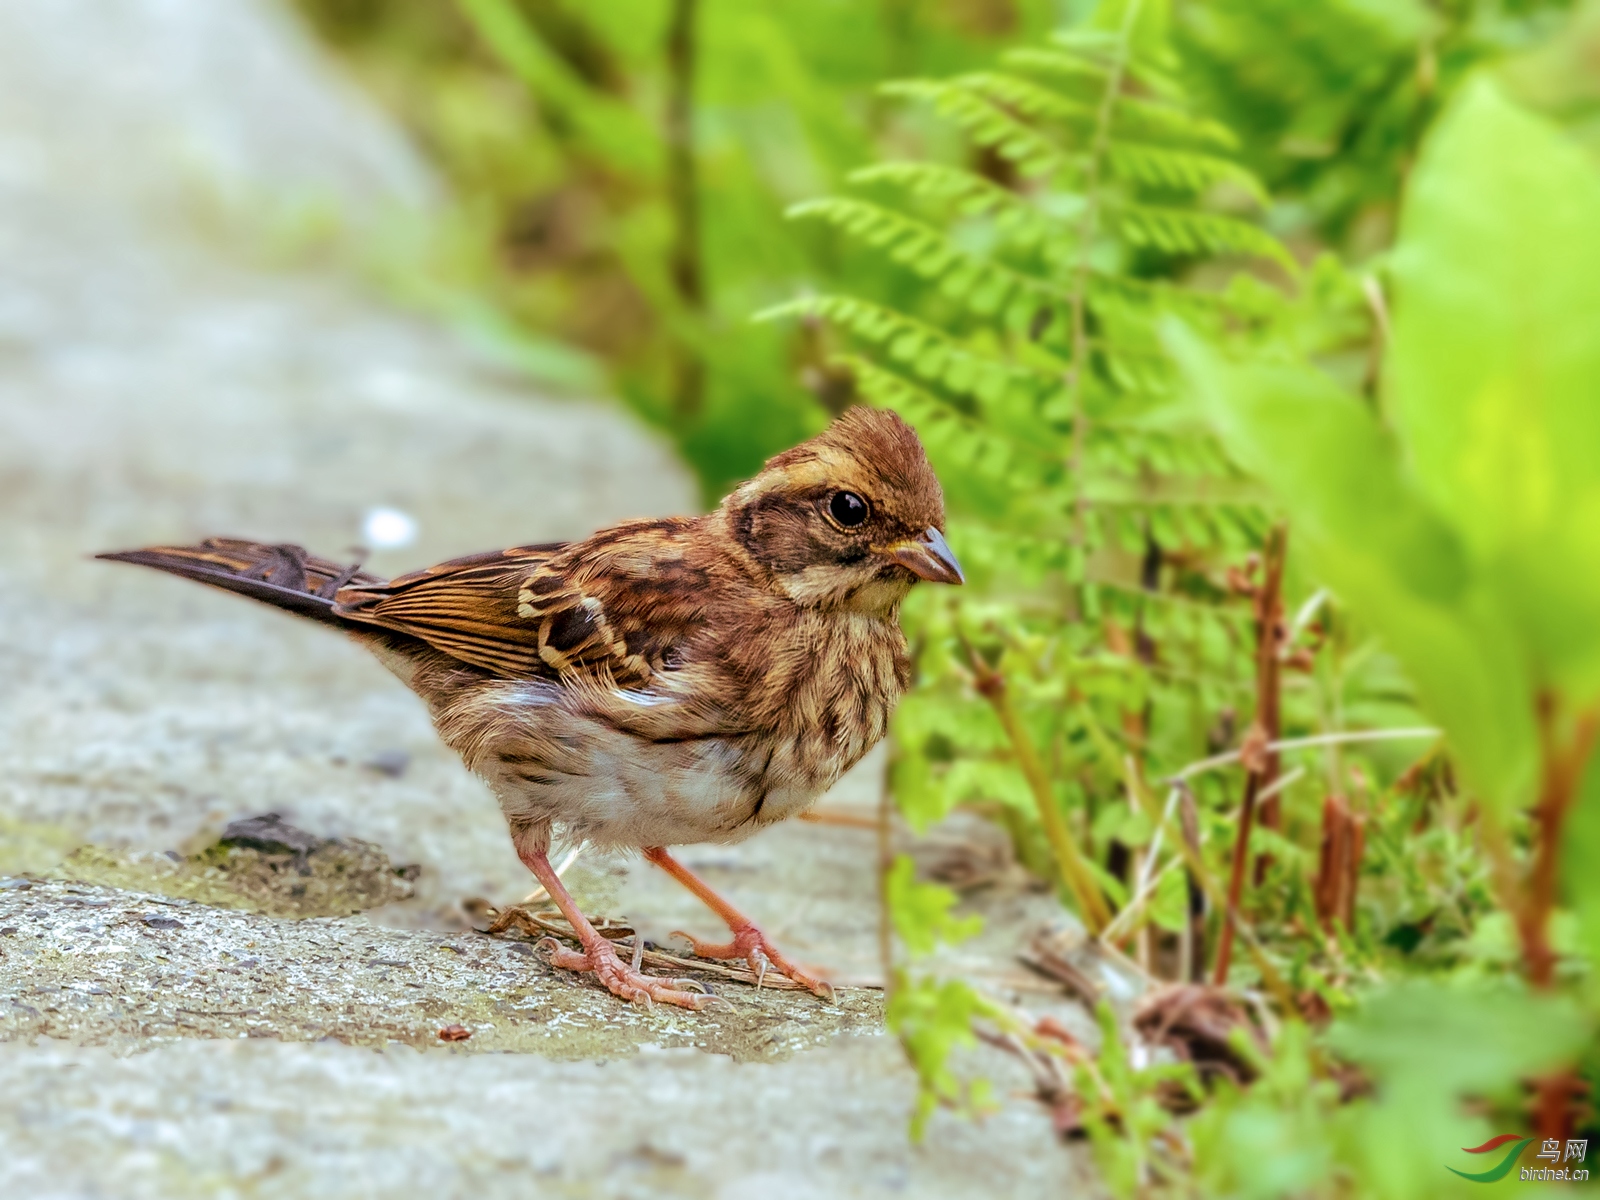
[295,1,1600,1195]
[1180,72,1600,820]
[1174,0,1580,257]
[292,0,1086,498]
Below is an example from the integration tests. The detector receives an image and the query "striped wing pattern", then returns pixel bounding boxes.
[334,540,669,687]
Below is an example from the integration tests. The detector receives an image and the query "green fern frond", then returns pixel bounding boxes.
[760,294,1053,406]
[1086,273,1229,315]
[774,25,1288,567]
[953,71,1097,127]
[787,196,1071,315]
[1110,93,1238,150]
[1001,47,1109,88]
[1106,143,1267,203]
[849,161,1012,209]
[1114,203,1293,268]
[1011,44,1190,108]
[786,197,964,275]
[1050,28,1124,57]
[880,80,1063,176]
[847,162,1079,258]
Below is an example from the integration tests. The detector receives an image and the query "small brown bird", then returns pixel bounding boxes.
[100,407,962,1008]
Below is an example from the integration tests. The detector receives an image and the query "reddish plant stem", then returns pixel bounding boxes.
[1213,524,1287,986]
[1521,697,1600,988]
[1523,698,1600,1145]
[1313,793,1365,933]
[1252,543,1287,884]
[1212,772,1262,988]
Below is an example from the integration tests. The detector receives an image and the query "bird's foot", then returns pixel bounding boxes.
[537,936,713,1010]
[672,922,834,999]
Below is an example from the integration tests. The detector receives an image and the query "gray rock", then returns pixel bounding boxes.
[218,813,326,857]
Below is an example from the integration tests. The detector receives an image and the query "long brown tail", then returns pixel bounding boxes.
[98,537,385,628]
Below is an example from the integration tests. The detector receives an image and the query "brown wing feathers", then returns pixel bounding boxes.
[98,532,694,689]
[333,532,690,688]
[96,538,383,628]
[334,552,565,680]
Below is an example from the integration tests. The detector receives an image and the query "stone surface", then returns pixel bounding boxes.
[0,1,1088,1195]
[0,1035,1079,1200]
[0,879,882,1062]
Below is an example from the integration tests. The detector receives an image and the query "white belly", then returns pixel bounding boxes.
[465,700,829,850]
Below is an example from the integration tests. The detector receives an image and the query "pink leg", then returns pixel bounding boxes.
[643,846,833,998]
[513,833,710,1010]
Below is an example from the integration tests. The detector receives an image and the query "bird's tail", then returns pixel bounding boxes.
[97,537,385,628]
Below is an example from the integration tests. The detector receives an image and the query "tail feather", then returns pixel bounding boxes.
[98,537,385,628]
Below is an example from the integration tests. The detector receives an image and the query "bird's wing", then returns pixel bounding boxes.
[331,521,709,687]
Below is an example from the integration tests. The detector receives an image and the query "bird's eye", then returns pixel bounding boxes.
[828,491,869,528]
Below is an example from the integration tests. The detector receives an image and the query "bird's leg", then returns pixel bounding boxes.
[512,833,710,1010]
[643,846,833,998]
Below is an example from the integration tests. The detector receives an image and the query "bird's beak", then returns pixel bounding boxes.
[883,527,965,585]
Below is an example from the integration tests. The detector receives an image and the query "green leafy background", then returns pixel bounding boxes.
[293,1,1600,1194]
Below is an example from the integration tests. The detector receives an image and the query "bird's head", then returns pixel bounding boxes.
[722,407,963,614]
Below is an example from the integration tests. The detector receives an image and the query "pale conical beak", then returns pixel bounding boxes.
[883,526,965,585]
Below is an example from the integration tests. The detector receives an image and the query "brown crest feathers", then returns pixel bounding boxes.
[768,407,921,473]
[757,406,945,533]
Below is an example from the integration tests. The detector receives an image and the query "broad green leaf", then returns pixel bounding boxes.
[1168,326,1537,813]
[943,759,1034,813]
[889,749,949,831]
[1387,77,1600,698]
[1190,1023,1343,1200]
[1331,982,1591,1199]
[886,856,983,956]
[1148,865,1190,934]
[886,977,996,1140]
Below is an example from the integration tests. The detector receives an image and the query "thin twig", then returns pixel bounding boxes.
[486,905,822,991]
[1118,755,1293,1007]
[1254,767,1305,808]
[878,764,897,1002]
[1166,727,1441,784]
[1286,588,1328,647]
[960,635,1112,933]
[1215,525,1287,984]
[1102,769,1301,948]
[798,809,879,829]
[1101,856,1182,946]
[1133,781,1183,901]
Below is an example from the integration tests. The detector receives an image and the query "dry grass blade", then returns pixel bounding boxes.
[1133,983,1267,1099]
[482,903,813,991]
[1019,926,1105,1007]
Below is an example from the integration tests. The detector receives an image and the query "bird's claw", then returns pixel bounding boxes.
[670,925,833,999]
[536,934,712,1010]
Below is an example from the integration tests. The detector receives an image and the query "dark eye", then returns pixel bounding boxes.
[829,490,869,528]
